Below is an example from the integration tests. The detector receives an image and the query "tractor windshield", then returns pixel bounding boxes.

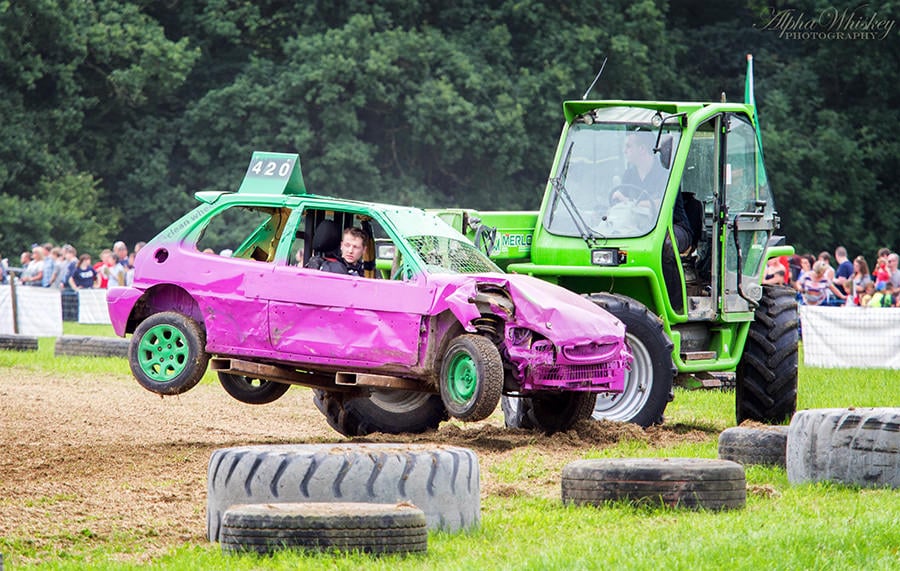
[544,107,682,239]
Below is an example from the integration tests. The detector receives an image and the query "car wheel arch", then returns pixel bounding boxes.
[127,284,204,335]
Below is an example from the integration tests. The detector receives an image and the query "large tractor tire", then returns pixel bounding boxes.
[501,392,596,433]
[736,285,798,424]
[586,293,675,427]
[439,335,503,422]
[313,389,446,437]
[207,443,480,541]
[129,311,209,396]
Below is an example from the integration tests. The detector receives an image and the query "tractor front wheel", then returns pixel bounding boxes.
[587,293,675,427]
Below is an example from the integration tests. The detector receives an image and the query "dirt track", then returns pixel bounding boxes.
[0,371,715,564]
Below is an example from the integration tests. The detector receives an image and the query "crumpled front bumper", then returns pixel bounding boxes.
[505,333,632,393]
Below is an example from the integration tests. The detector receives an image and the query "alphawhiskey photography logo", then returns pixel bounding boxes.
[756,3,895,40]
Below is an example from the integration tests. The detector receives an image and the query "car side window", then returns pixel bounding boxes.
[294,209,400,278]
[196,205,290,262]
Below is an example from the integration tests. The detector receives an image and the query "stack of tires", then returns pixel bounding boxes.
[207,443,481,556]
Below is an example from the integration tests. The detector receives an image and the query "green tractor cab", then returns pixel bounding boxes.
[438,57,798,427]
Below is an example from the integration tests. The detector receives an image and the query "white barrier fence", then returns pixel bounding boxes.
[0,288,111,336]
[800,305,900,369]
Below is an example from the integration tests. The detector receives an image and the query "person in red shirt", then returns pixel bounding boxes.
[93,249,117,289]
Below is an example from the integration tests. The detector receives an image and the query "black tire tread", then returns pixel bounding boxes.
[0,334,39,352]
[787,408,900,488]
[561,458,746,511]
[54,335,130,358]
[736,285,799,424]
[440,335,503,422]
[207,444,480,541]
[220,503,427,555]
[217,372,290,405]
[718,425,789,467]
[128,311,209,396]
[313,389,445,437]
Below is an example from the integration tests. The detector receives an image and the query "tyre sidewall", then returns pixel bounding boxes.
[313,389,447,436]
[439,335,502,421]
[736,284,799,424]
[129,311,208,395]
[588,293,674,426]
[218,372,290,405]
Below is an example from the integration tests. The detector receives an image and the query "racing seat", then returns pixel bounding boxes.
[307,219,341,266]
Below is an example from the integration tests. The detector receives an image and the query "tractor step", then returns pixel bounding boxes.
[681,351,717,361]
[675,371,736,390]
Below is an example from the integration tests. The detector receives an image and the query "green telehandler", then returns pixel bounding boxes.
[436,56,798,429]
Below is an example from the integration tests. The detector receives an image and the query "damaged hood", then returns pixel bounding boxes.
[429,272,625,344]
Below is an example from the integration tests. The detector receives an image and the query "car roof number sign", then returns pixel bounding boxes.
[238,151,307,195]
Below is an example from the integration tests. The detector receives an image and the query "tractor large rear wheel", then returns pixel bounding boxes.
[587,293,675,427]
[736,285,798,424]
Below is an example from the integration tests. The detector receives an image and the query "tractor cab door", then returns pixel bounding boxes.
[720,113,776,316]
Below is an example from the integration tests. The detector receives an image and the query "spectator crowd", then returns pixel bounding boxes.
[0,241,146,291]
[764,246,900,308]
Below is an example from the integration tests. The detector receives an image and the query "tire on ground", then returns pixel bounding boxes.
[128,311,209,396]
[501,392,595,434]
[220,502,427,555]
[718,425,789,467]
[786,407,900,488]
[562,458,746,511]
[585,293,675,427]
[54,335,130,358]
[207,443,480,542]
[0,334,39,352]
[217,372,290,405]
[736,284,798,424]
[439,334,503,422]
[313,389,446,437]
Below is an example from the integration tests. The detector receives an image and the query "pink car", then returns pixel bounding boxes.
[107,152,630,435]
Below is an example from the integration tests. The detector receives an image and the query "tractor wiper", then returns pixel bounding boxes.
[547,141,601,248]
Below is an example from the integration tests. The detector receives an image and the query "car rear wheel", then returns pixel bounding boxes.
[313,389,447,437]
[502,392,596,434]
[218,372,291,405]
[129,311,209,395]
[439,335,503,422]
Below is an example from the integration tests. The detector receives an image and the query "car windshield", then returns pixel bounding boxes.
[406,235,501,274]
[544,107,682,239]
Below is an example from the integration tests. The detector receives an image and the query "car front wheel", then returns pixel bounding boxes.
[439,335,503,422]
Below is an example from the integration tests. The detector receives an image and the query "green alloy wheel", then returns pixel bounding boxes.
[129,311,209,395]
[439,335,502,421]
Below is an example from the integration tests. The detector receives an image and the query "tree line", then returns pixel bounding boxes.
[1,0,897,260]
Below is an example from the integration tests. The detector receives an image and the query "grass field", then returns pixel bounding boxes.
[1,335,898,570]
